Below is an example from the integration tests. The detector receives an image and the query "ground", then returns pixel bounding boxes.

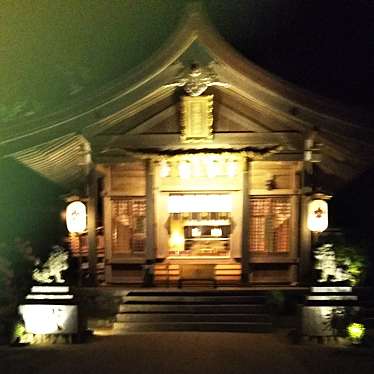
[0,331,373,374]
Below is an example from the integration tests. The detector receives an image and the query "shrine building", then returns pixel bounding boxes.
[6,6,374,287]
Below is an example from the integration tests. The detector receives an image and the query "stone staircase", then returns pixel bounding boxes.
[112,289,273,333]
[300,286,374,338]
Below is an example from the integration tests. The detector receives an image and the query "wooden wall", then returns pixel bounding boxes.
[248,160,301,284]
[100,159,303,285]
[110,162,146,196]
[250,161,299,193]
[101,161,147,283]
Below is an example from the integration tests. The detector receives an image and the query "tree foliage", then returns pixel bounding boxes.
[0,240,36,338]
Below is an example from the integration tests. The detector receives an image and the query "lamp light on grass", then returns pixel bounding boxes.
[347,322,365,344]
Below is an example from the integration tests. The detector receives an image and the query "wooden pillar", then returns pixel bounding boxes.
[87,167,98,286]
[299,195,312,284]
[241,157,250,284]
[290,194,300,285]
[145,159,155,260]
[299,163,312,285]
[144,159,156,287]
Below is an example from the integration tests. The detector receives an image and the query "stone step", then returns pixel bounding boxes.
[304,300,359,307]
[126,290,269,297]
[116,313,271,323]
[310,286,354,293]
[119,303,267,314]
[112,321,273,333]
[114,289,273,333]
[307,295,358,301]
[123,295,266,304]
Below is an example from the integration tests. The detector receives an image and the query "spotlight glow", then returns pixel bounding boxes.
[347,322,365,343]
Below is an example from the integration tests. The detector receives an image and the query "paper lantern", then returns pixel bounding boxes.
[159,160,171,178]
[227,159,238,177]
[307,199,328,233]
[206,159,220,178]
[179,160,191,179]
[66,201,87,233]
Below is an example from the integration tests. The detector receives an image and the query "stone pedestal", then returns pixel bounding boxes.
[301,286,359,339]
[18,285,78,343]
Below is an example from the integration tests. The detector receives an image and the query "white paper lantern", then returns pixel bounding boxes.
[307,199,328,233]
[159,160,171,178]
[206,159,220,178]
[66,201,87,233]
[227,159,238,177]
[179,160,191,179]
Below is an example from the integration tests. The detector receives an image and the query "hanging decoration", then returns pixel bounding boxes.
[307,198,328,233]
[66,201,87,234]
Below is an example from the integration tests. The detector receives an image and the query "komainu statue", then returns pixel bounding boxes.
[314,244,349,283]
[32,246,69,284]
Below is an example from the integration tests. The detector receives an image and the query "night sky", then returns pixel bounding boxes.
[0,0,373,127]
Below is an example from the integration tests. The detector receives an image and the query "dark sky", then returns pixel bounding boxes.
[214,1,374,110]
[0,0,373,125]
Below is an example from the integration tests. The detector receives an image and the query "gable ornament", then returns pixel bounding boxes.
[166,62,229,97]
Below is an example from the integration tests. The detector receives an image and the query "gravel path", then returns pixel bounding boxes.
[0,332,373,374]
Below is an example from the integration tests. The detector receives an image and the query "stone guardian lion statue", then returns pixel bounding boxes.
[314,244,349,283]
[32,246,69,284]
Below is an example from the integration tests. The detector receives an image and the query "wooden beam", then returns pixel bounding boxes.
[84,87,176,137]
[214,86,304,132]
[320,154,359,181]
[93,151,304,164]
[126,105,178,135]
[217,105,272,132]
[249,256,299,264]
[91,132,304,150]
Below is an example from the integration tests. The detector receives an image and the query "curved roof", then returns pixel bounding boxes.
[2,3,374,189]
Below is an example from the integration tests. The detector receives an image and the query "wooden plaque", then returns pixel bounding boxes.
[180,95,213,143]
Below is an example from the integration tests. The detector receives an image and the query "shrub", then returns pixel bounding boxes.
[0,240,36,341]
[333,241,368,286]
[316,231,369,286]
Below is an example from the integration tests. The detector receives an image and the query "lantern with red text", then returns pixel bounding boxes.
[66,201,87,234]
[307,199,328,233]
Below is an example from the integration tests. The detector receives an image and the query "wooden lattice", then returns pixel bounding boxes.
[111,198,146,255]
[249,197,291,253]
